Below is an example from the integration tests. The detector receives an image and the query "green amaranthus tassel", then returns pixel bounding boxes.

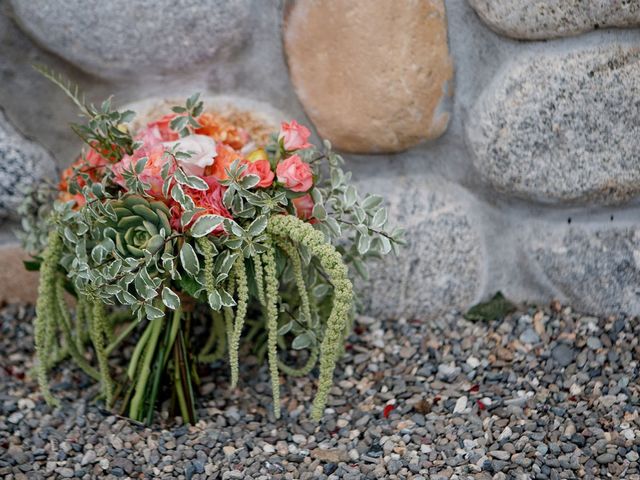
[276,237,312,325]
[267,215,353,421]
[262,234,281,418]
[34,230,63,406]
[54,280,99,381]
[252,253,266,306]
[90,300,114,407]
[278,346,318,377]
[229,256,248,388]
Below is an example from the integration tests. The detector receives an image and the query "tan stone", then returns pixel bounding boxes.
[0,243,39,304]
[284,0,453,153]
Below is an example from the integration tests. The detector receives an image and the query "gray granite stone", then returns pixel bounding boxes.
[527,224,640,316]
[467,45,640,205]
[356,175,484,319]
[9,0,251,78]
[468,0,640,40]
[0,110,56,220]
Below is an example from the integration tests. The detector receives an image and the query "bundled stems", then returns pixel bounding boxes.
[129,316,164,421]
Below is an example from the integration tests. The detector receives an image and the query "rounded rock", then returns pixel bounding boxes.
[284,0,453,153]
[467,46,640,205]
[356,175,484,319]
[468,0,640,40]
[0,110,56,220]
[10,0,251,78]
[527,224,640,316]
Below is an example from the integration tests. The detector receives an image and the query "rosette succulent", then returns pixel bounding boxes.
[104,195,173,258]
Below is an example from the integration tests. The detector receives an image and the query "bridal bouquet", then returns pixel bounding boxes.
[22,68,403,424]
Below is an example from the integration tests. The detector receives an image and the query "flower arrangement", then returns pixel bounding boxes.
[22,67,403,424]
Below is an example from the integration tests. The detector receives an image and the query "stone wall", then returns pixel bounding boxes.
[1,0,639,319]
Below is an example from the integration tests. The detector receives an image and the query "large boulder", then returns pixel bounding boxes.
[9,0,251,78]
[284,0,453,153]
[0,110,56,220]
[357,175,485,319]
[466,45,640,205]
[468,0,640,40]
[527,223,640,316]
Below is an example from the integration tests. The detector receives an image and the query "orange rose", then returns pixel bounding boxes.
[205,143,244,181]
[196,112,249,150]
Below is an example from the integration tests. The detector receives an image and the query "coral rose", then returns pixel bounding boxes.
[292,194,315,222]
[278,120,311,151]
[170,176,231,234]
[276,154,313,192]
[244,159,274,188]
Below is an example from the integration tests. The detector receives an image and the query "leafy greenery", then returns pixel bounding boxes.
[465,291,517,322]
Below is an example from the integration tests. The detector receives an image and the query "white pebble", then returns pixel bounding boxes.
[292,434,307,444]
[466,356,480,368]
[263,444,275,453]
[453,396,468,414]
[17,398,35,410]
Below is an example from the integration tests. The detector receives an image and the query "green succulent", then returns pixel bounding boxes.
[103,195,173,258]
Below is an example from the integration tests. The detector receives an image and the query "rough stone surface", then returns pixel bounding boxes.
[527,224,640,316]
[284,0,453,153]
[467,46,640,205]
[0,110,56,219]
[468,0,640,40]
[9,0,251,78]
[0,243,39,304]
[357,175,484,319]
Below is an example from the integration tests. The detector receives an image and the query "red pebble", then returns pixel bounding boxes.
[469,384,480,393]
[383,404,395,418]
[477,400,486,410]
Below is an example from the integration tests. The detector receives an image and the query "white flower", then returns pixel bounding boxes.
[163,134,217,176]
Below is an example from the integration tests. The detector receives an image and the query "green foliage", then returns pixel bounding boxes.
[34,64,135,161]
[170,93,204,137]
[465,292,517,322]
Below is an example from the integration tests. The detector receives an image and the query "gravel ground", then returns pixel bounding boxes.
[1,300,640,479]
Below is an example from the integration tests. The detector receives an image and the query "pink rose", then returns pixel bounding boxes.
[113,143,174,198]
[147,113,179,141]
[244,159,274,188]
[278,120,311,151]
[276,154,313,192]
[292,194,315,222]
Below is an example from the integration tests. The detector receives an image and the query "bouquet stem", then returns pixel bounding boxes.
[121,307,198,425]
